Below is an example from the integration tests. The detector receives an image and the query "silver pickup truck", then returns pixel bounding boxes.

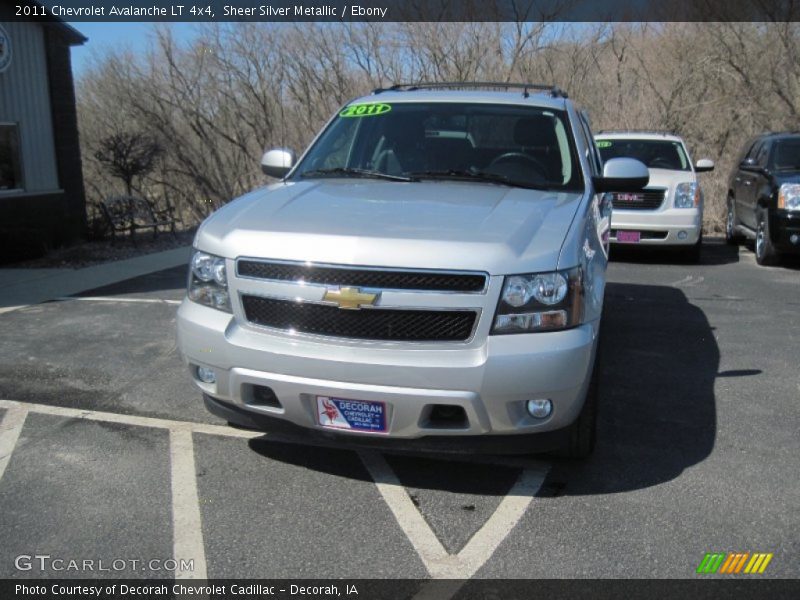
[176,82,649,457]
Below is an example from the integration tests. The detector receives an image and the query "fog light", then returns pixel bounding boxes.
[526,399,552,419]
[790,234,799,245]
[196,366,216,384]
[677,230,688,240]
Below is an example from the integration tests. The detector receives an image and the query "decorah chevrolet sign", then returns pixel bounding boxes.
[0,24,11,73]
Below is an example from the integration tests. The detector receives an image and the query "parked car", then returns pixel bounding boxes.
[593,131,714,262]
[176,82,649,458]
[726,132,800,265]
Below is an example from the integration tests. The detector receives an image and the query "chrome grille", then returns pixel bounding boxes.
[610,189,666,211]
[241,295,477,342]
[237,260,487,293]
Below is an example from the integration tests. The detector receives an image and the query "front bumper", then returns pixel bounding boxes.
[611,207,702,246]
[771,210,800,253]
[177,300,599,443]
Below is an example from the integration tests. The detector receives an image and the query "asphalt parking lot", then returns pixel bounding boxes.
[0,241,798,583]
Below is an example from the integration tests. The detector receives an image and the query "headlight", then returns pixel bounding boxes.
[778,183,800,211]
[492,267,584,334]
[674,182,700,208]
[188,251,231,312]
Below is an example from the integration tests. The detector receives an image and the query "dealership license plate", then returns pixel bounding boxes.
[616,230,641,243]
[316,396,387,433]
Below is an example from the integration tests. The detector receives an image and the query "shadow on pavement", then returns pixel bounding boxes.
[75,265,188,297]
[248,281,720,498]
[610,238,738,266]
[246,436,523,497]
[542,281,719,496]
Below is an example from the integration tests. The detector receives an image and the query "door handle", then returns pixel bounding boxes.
[743,180,752,186]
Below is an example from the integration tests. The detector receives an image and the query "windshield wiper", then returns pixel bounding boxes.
[408,168,545,190]
[300,167,416,182]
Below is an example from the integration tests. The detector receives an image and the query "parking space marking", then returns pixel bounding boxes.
[359,451,450,568]
[170,430,208,579]
[0,399,261,440]
[0,405,28,483]
[2,399,549,583]
[55,296,182,305]
[359,451,548,580]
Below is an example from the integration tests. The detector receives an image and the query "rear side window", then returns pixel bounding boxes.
[770,138,800,171]
[754,141,771,167]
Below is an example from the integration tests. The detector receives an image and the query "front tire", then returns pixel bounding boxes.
[726,198,744,245]
[557,347,599,459]
[755,210,780,266]
[681,234,702,264]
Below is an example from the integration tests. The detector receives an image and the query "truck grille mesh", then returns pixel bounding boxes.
[242,295,477,342]
[237,261,486,292]
[610,189,666,210]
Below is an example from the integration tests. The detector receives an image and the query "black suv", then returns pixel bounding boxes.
[726,133,800,265]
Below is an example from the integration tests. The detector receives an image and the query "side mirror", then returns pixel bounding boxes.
[593,158,649,193]
[740,157,757,170]
[695,158,715,173]
[261,148,296,178]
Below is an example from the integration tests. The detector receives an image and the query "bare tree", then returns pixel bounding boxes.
[76,20,800,233]
[94,132,162,197]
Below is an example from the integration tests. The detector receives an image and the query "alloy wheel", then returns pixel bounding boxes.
[756,220,765,259]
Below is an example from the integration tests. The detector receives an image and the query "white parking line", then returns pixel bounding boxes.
[1,398,549,583]
[0,399,261,440]
[359,450,548,581]
[0,405,28,482]
[55,296,182,305]
[170,429,208,579]
[455,467,547,577]
[359,451,450,568]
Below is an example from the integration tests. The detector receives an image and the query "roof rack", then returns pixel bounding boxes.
[372,82,568,99]
[596,129,678,136]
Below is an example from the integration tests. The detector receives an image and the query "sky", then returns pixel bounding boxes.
[68,22,197,76]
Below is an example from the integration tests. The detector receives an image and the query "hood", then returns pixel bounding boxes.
[644,168,697,190]
[773,171,800,185]
[195,180,584,275]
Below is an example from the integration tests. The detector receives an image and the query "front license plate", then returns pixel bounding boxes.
[617,230,641,243]
[316,396,387,433]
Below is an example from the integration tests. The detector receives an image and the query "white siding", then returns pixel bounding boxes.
[0,20,59,193]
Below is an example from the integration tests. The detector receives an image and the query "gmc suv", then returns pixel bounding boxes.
[726,132,800,265]
[176,82,649,457]
[593,131,715,262]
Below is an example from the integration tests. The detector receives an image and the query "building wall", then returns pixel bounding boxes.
[0,7,86,261]
[0,19,60,192]
[44,25,87,246]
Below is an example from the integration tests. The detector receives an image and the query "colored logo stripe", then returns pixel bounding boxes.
[697,553,726,573]
[744,553,774,574]
[697,552,773,574]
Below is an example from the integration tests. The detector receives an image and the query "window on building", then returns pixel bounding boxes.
[0,124,23,191]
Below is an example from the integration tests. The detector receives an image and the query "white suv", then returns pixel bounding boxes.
[593,131,714,262]
[177,83,649,457]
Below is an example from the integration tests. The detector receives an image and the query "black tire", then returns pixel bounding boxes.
[681,234,702,264]
[725,197,744,245]
[755,210,780,266]
[556,346,600,459]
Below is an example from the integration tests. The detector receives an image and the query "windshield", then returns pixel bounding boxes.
[596,138,690,171]
[771,139,800,171]
[291,102,583,191]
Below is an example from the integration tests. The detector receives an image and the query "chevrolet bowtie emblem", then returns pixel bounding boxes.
[323,287,379,310]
